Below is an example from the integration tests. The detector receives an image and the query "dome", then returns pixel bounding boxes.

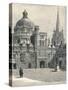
[14,10,34,31]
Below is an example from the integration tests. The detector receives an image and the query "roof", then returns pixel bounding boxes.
[14,10,35,31]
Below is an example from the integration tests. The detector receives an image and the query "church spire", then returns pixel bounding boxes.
[56,7,60,32]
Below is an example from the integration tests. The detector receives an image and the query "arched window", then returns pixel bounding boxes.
[13,63,17,69]
[40,40,44,46]
[28,63,31,68]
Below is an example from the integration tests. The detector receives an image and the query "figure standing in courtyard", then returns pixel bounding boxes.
[19,67,23,78]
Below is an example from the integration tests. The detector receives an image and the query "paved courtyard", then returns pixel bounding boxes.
[12,68,66,87]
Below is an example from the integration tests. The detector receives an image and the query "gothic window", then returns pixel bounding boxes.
[40,40,41,46]
[24,28,27,33]
[45,38,47,45]
[22,28,25,32]
[39,51,40,56]
[17,38,20,44]
[40,40,44,46]
[28,63,31,68]
[13,54,16,59]
[42,41,44,46]
[26,43,30,52]
[48,53,50,57]
[54,41,56,46]
[20,53,25,62]
[13,63,17,69]
[40,35,44,39]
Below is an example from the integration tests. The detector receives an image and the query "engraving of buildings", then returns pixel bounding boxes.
[10,9,66,71]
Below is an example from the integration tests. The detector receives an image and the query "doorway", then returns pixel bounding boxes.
[40,61,45,68]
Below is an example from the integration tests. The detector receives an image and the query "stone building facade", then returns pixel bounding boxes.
[10,10,66,71]
[48,10,66,70]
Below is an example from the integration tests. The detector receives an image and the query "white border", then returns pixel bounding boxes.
[0,0,68,90]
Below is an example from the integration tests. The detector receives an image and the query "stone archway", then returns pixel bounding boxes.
[40,61,45,68]
[22,51,35,69]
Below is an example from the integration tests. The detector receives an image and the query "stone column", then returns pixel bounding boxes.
[34,25,39,68]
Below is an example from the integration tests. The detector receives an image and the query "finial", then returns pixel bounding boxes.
[23,10,28,18]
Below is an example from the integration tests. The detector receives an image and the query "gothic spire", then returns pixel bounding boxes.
[56,7,60,32]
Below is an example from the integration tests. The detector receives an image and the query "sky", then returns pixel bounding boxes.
[10,3,66,40]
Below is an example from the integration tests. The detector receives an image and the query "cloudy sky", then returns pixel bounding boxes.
[11,3,66,40]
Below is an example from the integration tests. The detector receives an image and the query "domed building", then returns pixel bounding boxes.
[12,10,48,72]
[12,10,36,70]
[11,9,65,74]
[14,10,35,45]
